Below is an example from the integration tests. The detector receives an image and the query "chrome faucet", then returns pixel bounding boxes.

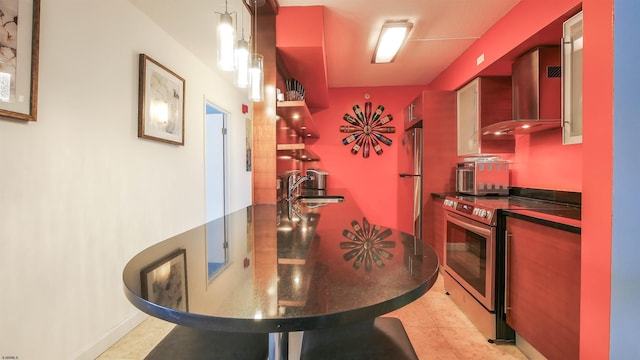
[287,172,313,200]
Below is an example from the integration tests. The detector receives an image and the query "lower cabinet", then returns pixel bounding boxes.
[426,197,445,262]
[505,216,581,360]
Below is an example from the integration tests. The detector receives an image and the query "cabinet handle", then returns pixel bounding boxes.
[562,38,569,129]
[505,230,512,315]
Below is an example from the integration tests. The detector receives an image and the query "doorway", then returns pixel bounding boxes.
[205,101,228,278]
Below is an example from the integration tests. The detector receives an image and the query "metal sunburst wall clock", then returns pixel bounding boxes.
[340,102,395,158]
[341,217,395,272]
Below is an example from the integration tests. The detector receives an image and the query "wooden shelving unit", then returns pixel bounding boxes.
[276,100,320,163]
[276,146,320,162]
[276,100,319,139]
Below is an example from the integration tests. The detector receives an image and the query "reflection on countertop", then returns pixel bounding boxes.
[122,189,439,333]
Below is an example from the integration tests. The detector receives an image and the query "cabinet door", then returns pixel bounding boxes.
[562,11,583,145]
[404,94,423,130]
[457,78,480,155]
[429,198,445,261]
[505,217,581,360]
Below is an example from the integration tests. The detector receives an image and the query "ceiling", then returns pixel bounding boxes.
[130,0,523,88]
[277,0,521,87]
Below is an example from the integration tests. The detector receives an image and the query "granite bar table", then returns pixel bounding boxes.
[123,193,439,359]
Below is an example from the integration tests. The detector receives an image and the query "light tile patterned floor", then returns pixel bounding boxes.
[98,273,527,359]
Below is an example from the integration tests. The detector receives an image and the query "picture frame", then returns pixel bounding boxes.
[0,0,41,121]
[138,54,185,145]
[140,249,188,311]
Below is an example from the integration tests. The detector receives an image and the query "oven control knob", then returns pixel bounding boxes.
[444,199,456,208]
[477,209,488,218]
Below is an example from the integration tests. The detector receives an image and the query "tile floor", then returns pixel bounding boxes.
[98,273,528,359]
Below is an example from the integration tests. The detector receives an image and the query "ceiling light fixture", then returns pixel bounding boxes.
[216,0,236,72]
[234,11,250,88]
[372,20,413,64]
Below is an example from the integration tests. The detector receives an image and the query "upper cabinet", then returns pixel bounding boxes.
[456,77,515,156]
[562,11,583,145]
[404,93,423,130]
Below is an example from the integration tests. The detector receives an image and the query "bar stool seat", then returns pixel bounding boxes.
[300,317,418,360]
[144,325,268,360]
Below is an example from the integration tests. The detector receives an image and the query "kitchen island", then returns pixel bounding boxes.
[123,192,439,359]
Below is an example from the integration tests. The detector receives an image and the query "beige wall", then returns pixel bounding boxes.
[0,0,251,358]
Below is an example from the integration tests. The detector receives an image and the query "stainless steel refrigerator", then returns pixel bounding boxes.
[398,128,423,239]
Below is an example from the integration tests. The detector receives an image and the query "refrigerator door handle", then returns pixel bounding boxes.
[399,173,422,178]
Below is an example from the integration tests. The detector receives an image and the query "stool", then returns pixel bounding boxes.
[145,325,268,360]
[300,317,418,360]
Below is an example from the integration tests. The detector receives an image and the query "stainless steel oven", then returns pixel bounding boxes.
[442,196,514,342]
[444,211,495,311]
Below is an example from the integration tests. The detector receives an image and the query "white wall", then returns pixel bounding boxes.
[0,0,252,358]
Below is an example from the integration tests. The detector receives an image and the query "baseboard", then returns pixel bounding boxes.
[73,311,147,360]
[516,333,547,360]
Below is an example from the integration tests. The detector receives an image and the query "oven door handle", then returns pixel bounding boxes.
[445,212,492,238]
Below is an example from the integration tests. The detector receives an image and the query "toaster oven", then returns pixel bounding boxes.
[456,161,509,196]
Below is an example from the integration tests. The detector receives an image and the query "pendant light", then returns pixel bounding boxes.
[217,0,236,72]
[249,54,264,101]
[249,0,264,101]
[234,11,250,88]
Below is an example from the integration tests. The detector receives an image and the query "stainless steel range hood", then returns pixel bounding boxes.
[482,47,562,136]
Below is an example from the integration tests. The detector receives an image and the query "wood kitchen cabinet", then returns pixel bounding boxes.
[403,93,423,130]
[562,11,583,145]
[505,216,581,360]
[404,91,456,259]
[427,197,445,261]
[456,77,515,155]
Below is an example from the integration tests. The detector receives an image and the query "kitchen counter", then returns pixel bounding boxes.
[503,208,581,233]
[433,189,581,232]
[123,190,439,358]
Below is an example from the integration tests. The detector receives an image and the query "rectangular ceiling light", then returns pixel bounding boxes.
[372,21,413,64]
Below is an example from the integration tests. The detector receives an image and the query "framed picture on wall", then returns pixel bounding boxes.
[140,249,188,311]
[138,54,185,145]
[0,0,41,121]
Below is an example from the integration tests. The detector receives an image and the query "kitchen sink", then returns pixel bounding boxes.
[296,195,344,205]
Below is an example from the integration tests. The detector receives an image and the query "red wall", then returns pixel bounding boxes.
[580,0,613,358]
[307,86,425,229]
[511,129,582,192]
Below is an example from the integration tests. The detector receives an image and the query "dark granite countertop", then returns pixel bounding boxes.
[123,191,439,334]
[433,189,581,230]
[502,208,581,233]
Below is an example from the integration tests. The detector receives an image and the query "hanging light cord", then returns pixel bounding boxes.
[253,0,258,55]
[240,5,245,40]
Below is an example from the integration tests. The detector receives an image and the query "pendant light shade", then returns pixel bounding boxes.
[217,11,236,71]
[234,38,250,88]
[249,54,264,101]
[248,0,264,101]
